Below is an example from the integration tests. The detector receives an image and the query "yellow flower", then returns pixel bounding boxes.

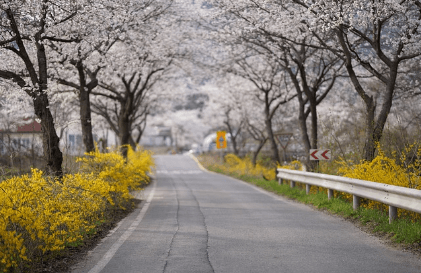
[0,145,154,271]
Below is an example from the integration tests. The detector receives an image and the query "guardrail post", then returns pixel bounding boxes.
[328,189,334,200]
[278,178,283,185]
[306,184,311,195]
[353,195,360,210]
[389,206,397,224]
[290,181,295,188]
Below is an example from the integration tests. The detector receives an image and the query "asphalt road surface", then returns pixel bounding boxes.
[72,155,421,273]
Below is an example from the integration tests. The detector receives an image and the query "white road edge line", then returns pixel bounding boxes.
[87,181,157,273]
[188,153,210,173]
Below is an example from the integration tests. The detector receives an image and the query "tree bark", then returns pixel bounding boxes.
[119,75,134,158]
[119,112,131,158]
[36,39,63,177]
[288,68,312,165]
[363,100,376,161]
[33,91,63,177]
[287,66,319,170]
[307,94,319,170]
[225,114,243,156]
[58,64,99,154]
[247,120,267,166]
[266,115,281,164]
[252,138,267,166]
[76,61,95,153]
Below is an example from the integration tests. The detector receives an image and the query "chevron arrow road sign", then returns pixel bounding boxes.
[309,149,331,160]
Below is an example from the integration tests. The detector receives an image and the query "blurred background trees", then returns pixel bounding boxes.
[1,0,421,174]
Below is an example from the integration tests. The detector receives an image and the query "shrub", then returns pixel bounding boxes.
[205,154,277,181]
[338,146,421,221]
[0,146,154,272]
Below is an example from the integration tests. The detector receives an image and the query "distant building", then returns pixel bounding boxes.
[60,125,114,156]
[0,119,44,168]
[139,125,172,147]
[0,119,43,156]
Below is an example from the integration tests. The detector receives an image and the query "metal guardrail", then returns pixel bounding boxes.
[277,168,421,223]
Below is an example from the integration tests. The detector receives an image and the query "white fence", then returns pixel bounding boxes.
[276,169,421,223]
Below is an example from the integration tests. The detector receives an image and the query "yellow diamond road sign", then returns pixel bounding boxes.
[216,131,227,149]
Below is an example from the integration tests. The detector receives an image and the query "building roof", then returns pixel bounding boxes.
[17,120,42,132]
[0,120,42,133]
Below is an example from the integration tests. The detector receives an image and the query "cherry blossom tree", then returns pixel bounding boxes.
[229,51,296,163]
[49,0,172,153]
[51,45,109,153]
[294,0,421,160]
[92,62,166,155]
[0,1,92,176]
[207,0,345,169]
[91,33,175,157]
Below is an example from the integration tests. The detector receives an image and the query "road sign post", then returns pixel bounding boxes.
[275,133,293,163]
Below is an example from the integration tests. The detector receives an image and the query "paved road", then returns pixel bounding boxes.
[72,155,421,273]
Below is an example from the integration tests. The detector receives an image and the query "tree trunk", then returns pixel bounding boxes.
[226,124,241,156]
[252,139,267,166]
[266,117,281,164]
[129,137,136,149]
[309,101,318,149]
[119,114,131,158]
[288,68,315,169]
[33,91,63,177]
[363,65,397,161]
[76,61,95,153]
[308,97,319,171]
[80,90,95,153]
[134,124,146,146]
[232,137,239,155]
[35,25,63,177]
[363,99,376,161]
[298,102,314,169]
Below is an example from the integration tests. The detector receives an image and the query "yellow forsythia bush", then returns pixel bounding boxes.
[0,146,154,272]
[219,154,276,181]
[77,146,154,207]
[338,146,421,221]
[278,160,303,171]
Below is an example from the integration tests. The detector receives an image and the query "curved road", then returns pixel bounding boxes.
[72,155,421,273]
